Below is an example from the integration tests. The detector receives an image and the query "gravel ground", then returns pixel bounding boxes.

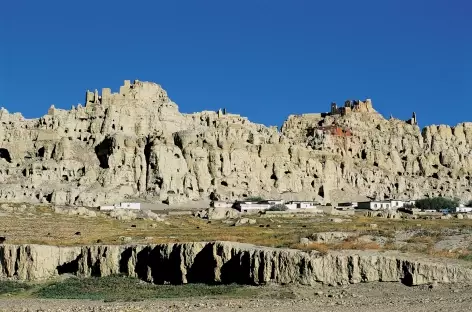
[1,282,471,312]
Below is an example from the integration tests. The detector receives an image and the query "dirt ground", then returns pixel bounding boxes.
[1,281,471,312]
[1,203,472,254]
[1,203,472,311]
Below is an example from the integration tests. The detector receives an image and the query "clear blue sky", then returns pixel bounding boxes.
[1,0,470,128]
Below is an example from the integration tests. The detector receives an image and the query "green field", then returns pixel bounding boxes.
[0,276,273,302]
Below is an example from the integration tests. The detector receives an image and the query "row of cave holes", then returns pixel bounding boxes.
[220,177,325,198]
[359,150,460,180]
[3,144,471,185]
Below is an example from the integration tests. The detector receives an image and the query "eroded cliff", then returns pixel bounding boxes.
[0,79,471,206]
[1,242,471,286]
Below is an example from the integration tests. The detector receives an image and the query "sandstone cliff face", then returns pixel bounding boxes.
[0,79,470,206]
[1,242,471,286]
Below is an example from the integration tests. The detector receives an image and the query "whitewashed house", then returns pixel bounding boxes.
[404,200,416,207]
[234,201,271,213]
[455,206,472,213]
[99,205,115,211]
[389,200,405,209]
[211,201,233,208]
[99,202,141,211]
[285,201,317,210]
[117,202,141,210]
[267,200,284,205]
[357,201,392,211]
[337,202,358,209]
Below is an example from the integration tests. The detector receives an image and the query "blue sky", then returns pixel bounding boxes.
[1,0,470,128]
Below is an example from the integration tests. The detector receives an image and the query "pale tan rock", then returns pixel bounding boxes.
[0,80,471,207]
[195,207,240,220]
[366,211,401,219]
[310,232,355,243]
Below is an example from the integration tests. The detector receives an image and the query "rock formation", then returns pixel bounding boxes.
[0,79,471,207]
[1,242,471,286]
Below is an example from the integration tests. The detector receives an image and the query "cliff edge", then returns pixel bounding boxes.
[1,242,471,286]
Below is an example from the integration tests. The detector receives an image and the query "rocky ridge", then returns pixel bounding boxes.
[1,242,472,286]
[0,79,471,207]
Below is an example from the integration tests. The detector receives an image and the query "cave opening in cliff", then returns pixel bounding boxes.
[37,147,45,158]
[57,254,82,275]
[361,150,367,160]
[209,192,219,201]
[94,137,114,169]
[0,148,12,163]
[144,136,153,189]
[318,186,324,198]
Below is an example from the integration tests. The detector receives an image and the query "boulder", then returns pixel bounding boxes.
[310,232,355,243]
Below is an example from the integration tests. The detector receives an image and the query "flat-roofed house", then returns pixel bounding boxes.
[285,201,317,210]
[357,201,392,211]
[99,202,141,211]
[234,201,271,213]
[211,201,233,208]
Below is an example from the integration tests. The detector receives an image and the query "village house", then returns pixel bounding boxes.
[210,200,233,208]
[389,200,405,209]
[357,199,414,211]
[337,202,358,210]
[99,202,141,211]
[455,206,472,213]
[234,201,271,213]
[266,200,285,205]
[357,201,392,211]
[285,201,318,210]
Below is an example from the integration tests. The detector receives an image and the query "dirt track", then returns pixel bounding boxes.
[1,281,471,312]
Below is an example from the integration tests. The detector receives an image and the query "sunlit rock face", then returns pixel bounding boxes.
[0,80,470,207]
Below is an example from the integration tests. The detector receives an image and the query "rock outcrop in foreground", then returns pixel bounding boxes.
[0,79,471,206]
[1,242,471,286]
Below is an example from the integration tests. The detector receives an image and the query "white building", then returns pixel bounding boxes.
[358,199,415,211]
[267,200,284,205]
[99,202,141,211]
[455,206,472,213]
[211,201,233,208]
[285,201,317,210]
[337,202,358,209]
[118,202,141,210]
[389,200,405,209]
[234,201,271,213]
[99,205,115,211]
[357,201,392,211]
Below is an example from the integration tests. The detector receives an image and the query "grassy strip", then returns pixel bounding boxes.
[0,276,259,301]
[0,281,33,295]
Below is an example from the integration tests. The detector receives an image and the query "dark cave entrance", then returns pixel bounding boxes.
[94,137,114,169]
[0,148,12,163]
